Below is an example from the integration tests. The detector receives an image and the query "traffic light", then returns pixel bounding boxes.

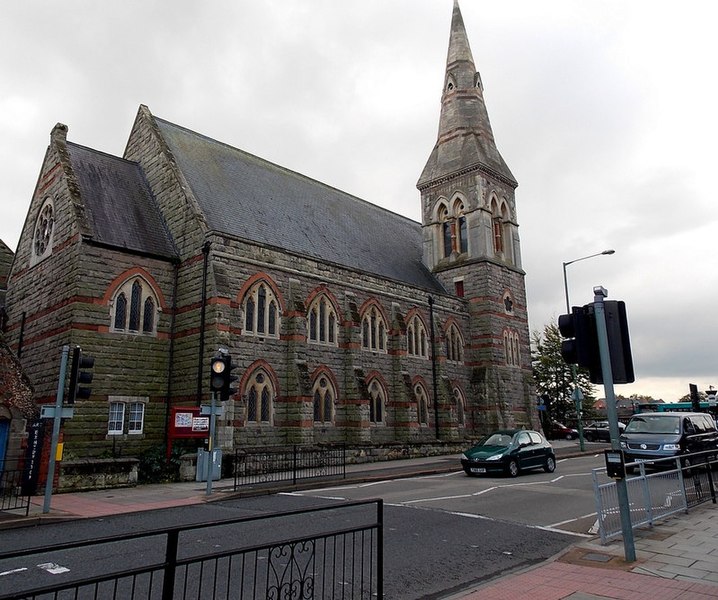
[602,300,634,384]
[209,353,238,401]
[558,306,601,382]
[67,346,94,404]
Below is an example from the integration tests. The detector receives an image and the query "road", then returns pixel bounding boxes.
[0,453,609,599]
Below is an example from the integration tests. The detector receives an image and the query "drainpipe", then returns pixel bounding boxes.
[429,296,440,440]
[196,241,211,404]
[165,260,179,458]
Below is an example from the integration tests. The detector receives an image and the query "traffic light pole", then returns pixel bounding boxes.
[43,345,69,514]
[205,391,217,496]
[593,287,636,562]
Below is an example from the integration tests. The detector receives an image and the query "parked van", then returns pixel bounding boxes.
[620,411,718,471]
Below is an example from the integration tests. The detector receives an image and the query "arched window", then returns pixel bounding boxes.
[307,294,338,346]
[361,304,387,353]
[407,314,428,359]
[437,204,452,258]
[243,281,280,338]
[454,387,466,426]
[415,383,429,426]
[445,323,464,363]
[313,374,336,424]
[110,276,159,335]
[368,379,386,424]
[454,199,468,254]
[245,368,274,424]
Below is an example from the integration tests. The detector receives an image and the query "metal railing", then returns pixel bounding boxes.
[592,451,717,544]
[234,444,346,489]
[0,498,383,600]
[0,468,31,516]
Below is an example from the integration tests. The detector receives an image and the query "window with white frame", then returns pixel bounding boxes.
[307,294,338,346]
[107,397,146,435]
[245,368,274,424]
[368,379,385,424]
[313,374,336,424]
[243,281,280,338]
[111,276,159,335]
[445,323,464,363]
[361,304,387,353]
[407,314,428,358]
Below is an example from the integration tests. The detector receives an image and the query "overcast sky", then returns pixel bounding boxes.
[2,1,716,401]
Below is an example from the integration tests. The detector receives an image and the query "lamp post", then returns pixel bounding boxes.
[562,249,615,450]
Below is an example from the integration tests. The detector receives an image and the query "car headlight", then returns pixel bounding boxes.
[662,444,681,451]
[486,454,503,461]
[620,441,626,449]
[461,453,468,460]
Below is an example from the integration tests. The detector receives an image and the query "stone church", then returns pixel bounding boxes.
[3,1,537,465]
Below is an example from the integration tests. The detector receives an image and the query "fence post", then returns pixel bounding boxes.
[677,457,689,514]
[162,529,180,600]
[639,463,654,526]
[342,443,346,479]
[293,446,297,486]
[377,499,384,599]
[705,455,716,504]
[591,469,607,544]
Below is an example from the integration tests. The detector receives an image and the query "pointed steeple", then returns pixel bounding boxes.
[418,0,516,188]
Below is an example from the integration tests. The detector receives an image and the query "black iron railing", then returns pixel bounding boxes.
[0,498,383,600]
[0,468,30,515]
[234,444,346,489]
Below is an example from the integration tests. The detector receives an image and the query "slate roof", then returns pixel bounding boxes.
[67,143,177,260]
[155,117,445,292]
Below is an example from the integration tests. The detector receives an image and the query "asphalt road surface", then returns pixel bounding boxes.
[0,453,608,599]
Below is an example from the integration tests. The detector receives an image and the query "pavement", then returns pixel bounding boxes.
[2,441,718,600]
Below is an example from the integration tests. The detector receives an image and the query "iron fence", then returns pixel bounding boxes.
[0,498,383,600]
[592,451,717,543]
[0,468,31,516]
[234,444,346,489]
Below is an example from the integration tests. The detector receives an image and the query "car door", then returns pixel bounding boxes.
[515,431,535,469]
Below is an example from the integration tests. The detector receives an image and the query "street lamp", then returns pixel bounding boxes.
[562,249,615,450]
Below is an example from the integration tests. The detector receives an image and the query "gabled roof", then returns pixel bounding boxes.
[155,117,444,292]
[67,143,177,260]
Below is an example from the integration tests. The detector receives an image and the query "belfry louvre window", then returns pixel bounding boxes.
[111,277,158,335]
[361,305,387,353]
[243,282,279,338]
[308,295,338,346]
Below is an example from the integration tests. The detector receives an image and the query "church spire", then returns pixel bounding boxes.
[418,0,516,189]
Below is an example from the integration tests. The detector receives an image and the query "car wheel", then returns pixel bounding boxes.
[544,456,556,473]
[506,460,519,478]
[681,456,693,477]
[565,433,573,441]
[584,433,593,442]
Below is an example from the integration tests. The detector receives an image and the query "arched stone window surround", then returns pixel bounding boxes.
[365,372,388,425]
[443,318,464,363]
[311,366,338,425]
[105,268,165,335]
[435,200,452,259]
[31,196,55,265]
[452,195,469,254]
[503,328,521,367]
[306,286,341,347]
[237,273,284,338]
[489,195,510,256]
[359,298,389,353]
[453,385,466,426]
[412,377,431,427]
[406,309,429,359]
[240,360,279,425]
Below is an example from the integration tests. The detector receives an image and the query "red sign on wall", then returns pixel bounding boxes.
[170,407,209,439]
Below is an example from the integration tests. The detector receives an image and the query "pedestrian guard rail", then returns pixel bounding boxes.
[0,498,383,600]
[233,444,346,490]
[592,450,717,544]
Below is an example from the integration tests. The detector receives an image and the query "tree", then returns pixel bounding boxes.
[531,323,596,425]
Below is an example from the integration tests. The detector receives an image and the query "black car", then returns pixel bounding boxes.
[583,420,625,442]
[461,429,556,477]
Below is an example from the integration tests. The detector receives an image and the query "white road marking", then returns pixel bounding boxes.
[0,567,28,577]
[37,562,70,574]
[547,512,596,528]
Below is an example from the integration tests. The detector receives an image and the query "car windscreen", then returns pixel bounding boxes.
[480,433,513,447]
[625,415,680,434]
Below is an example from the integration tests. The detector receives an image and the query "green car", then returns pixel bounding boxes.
[461,429,556,478]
